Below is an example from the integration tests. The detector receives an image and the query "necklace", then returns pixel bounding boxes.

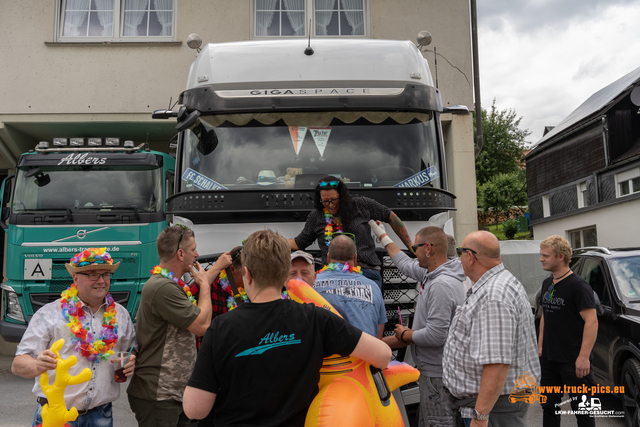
[318,262,362,275]
[323,208,343,247]
[60,284,118,362]
[218,271,289,310]
[151,265,197,305]
[553,269,571,281]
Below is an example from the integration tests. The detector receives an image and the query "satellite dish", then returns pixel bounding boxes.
[187,33,202,51]
[417,31,432,47]
[630,87,640,107]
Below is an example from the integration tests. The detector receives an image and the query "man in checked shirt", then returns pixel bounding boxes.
[442,231,540,427]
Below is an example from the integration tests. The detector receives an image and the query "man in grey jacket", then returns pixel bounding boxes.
[371,221,466,427]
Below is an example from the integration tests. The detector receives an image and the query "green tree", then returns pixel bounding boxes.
[477,170,528,213]
[475,99,531,185]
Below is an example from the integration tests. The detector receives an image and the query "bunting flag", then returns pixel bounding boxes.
[289,126,308,157]
[310,127,331,159]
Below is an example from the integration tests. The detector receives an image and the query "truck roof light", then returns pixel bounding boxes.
[124,140,135,148]
[70,138,85,146]
[88,138,103,146]
[38,141,50,149]
[53,138,69,146]
[105,137,120,146]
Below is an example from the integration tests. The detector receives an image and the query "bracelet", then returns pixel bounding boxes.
[400,330,409,343]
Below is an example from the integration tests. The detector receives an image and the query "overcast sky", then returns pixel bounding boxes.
[476,0,640,145]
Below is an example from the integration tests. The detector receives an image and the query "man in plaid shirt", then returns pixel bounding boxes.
[443,231,540,427]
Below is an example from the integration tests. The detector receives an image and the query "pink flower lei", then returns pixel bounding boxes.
[317,262,363,275]
[323,208,343,247]
[60,284,118,362]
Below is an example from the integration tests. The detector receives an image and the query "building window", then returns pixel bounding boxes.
[58,0,175,41]
[254,0,366,38]
[542,194,550,217]
[616,167,640,198]
[568,226,598,249]
[577,182,588,208]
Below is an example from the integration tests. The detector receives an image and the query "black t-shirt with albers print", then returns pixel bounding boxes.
[540,273,596,363]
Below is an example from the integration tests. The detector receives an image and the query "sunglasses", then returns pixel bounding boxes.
[321,198,340,206]
[332,232,356,242]
[456,247,478,260]
[411,242,429,252]
[175,224,189,254]
[318,181,339,188]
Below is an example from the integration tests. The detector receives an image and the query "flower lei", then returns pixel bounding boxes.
[318,262,363,275]
[151,265,197,305]
[323,208,343,247]
[218,270,288,310]
[60,284,118,362]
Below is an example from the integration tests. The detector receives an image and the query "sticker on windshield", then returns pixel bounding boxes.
[310,127,331,161]
[393,166,440,188]
[182,168,228,190]
[289,126,308,158]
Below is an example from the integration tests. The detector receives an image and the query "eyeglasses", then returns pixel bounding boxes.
[332,232,356,242]
[77,272,113,281]
[321,198,340,206]
[175,224,189,254]
[411,242,429,252]
[456,247,478,260]
[319,181,339,188]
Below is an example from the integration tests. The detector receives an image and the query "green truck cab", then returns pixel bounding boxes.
[0,140,175,342]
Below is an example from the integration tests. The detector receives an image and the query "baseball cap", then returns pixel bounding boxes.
[291,250,314,265]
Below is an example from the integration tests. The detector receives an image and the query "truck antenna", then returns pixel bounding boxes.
[304,20,314,56]
[434,46,439,89]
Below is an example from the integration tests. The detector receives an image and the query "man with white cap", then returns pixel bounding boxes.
[12,247,137,427]
[288,250,317,287]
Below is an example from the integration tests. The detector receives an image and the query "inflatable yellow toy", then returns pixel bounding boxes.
[38,338,93,427]
[287,279,421,427]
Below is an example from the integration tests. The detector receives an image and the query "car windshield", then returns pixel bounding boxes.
[13,165,163,213]
[178,111,442,191]
[609,255,640,301]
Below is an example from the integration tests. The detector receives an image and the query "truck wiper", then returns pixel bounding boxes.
[16,207,73,221]
[80,205,141,220]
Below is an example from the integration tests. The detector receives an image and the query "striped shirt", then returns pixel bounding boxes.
[443,264,540,398]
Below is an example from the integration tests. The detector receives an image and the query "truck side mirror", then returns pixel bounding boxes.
[0,174,15,230]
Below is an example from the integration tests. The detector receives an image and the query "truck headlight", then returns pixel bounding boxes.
[4,290,25,322]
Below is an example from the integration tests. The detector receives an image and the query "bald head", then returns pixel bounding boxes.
[328,235,356,264]
[464,231,501,260]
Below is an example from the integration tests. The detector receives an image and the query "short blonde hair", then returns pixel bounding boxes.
[540,235,572,266]
[242,230,290,288]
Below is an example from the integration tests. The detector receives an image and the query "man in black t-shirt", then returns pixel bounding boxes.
[538,235,598,427]
[183,229,392,427]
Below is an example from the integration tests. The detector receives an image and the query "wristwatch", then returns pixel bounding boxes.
[472,409,490,421]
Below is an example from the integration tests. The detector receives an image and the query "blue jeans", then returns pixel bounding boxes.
[32,401,113,427]
[362,268,383,292]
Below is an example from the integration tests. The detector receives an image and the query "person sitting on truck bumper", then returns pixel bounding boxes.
[11,248,137,427]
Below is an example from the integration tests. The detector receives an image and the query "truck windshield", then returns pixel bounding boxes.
[178,111,442,191]
[12,165,163,213]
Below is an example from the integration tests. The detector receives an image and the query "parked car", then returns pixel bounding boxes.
[535,247,640,426]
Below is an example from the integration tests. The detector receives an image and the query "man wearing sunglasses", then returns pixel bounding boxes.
[370,221,465,427]
[314,235,387,339]
[443,231,540,427]
[128,225,224,427]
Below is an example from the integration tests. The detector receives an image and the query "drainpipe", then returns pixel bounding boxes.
[470,0,483,158]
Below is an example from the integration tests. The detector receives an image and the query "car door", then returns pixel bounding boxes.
[578,256,616,383]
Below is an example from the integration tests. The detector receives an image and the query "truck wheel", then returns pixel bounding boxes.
[622,358,640,427]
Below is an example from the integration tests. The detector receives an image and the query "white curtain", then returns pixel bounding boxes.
[94,0,114,37]
[63,0,91,36]
[154,0,173,36]
[340,0,363,35]
[283,0,305,36]
[256,0,277,36]
[315,0,335,36]
[124,0,148,36]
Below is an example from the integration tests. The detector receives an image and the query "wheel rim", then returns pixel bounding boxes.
[623,367,640,427]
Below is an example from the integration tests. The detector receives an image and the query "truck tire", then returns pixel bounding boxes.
[622,358,640,427]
